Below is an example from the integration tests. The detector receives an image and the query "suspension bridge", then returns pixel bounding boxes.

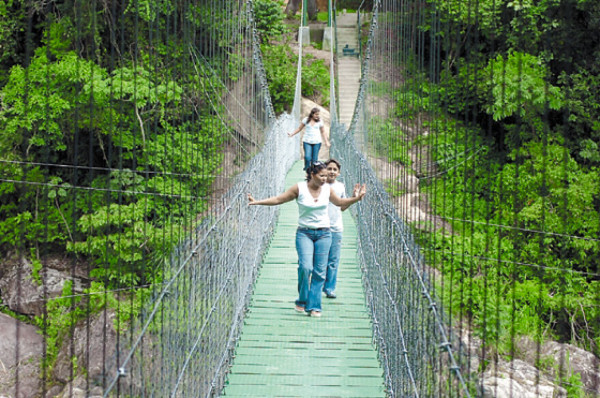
[2,0,599,397]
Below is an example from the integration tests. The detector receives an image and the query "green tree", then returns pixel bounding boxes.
[253,0,287,42]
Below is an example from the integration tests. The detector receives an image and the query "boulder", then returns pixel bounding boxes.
[0,256,87,317]
[480,359,567,398]
[52,376,103,398]
[0,313,43,397]
[541,341,600,395]
[53,310,117,387]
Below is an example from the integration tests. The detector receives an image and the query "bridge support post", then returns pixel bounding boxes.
[299,26,310,46]
[323,27,334,50]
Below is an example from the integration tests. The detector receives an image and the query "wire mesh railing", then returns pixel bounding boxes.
[334,0,600,397]
[332,3,470,396]
[0,0,301,396]
[3,0,600,397]
[105,112,299,397]
[101,1,305,396]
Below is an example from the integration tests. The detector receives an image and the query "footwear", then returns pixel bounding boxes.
[325,291,336,299]
[294,305,305,312]
[309,310,322,317]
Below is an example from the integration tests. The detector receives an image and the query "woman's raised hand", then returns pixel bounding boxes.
[247,193,256,205]
[358,184,367,199]
[352,184,367,200]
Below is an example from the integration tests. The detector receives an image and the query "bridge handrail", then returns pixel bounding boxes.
[102,1,302,396]
[332,0,472,395]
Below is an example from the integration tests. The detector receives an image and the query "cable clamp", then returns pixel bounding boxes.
[439,341,452,350]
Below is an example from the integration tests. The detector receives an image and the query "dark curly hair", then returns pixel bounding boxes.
[305,161,327,181]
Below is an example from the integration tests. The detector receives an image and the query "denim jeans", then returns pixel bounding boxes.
[295,227,332,312]
[324,231,342,295]
[303,142,322,170]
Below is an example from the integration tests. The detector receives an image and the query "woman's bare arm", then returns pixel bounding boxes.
[288,123,305,137]
[340,183,362,211]
[330,184,366,208]
[248,184,299,206]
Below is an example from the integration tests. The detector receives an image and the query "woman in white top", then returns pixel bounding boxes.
[288,107,330,171]
[247,161,366,317]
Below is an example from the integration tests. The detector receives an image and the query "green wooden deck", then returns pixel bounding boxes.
[221,162,386,397]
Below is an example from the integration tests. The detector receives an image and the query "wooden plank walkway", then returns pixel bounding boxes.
[221,162,386,397]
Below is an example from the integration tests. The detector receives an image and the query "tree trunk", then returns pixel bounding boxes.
[285,0,318,21]
[307,0,318,20]
[285,0,301,16]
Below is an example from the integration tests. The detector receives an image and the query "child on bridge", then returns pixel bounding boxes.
[247,161,365,317]
[323,158,360,299]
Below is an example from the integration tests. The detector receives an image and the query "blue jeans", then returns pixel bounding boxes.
[303,142,322,170]
[295,227,332,312]
[324,231,342,295]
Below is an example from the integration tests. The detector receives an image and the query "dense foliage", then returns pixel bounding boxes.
[0,0,252,376]
[253,0,287,42]
[0,0,331,382]
[379,0,600,360]
[0,3,231,283]
[255,0,330,113]
[262,43,330,113]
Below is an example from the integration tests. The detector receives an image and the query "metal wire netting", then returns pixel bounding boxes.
[333,2,471,396]
[1,0,300,397]
[3,0,600,396]
[334,0,600,397]
[101,1,303,396]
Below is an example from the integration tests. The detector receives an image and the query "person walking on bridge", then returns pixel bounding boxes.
[323,158,359,299]
[247,161,365,317]
[288,107,330,171]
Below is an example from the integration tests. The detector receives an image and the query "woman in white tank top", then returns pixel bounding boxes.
[288,107,330,171]
[247,161,366,317]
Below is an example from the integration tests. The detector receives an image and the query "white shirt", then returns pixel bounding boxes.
[297,181,330,229]
[301,117,324,144]
[328,181,346,232]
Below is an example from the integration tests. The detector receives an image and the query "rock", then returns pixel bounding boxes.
[455,328,482,375]
[0,313,43,398]
[53,376,103,398]
[0,256,87,317]
[0,252,19,281]
[45,385,64,397]
[541,341,600,395]
[514,336,600,394]
[53,309,117,387]
[480,359,567,398]
[41,255,90,280]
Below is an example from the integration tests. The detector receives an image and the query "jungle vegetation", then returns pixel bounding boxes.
[376,0,600,364]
